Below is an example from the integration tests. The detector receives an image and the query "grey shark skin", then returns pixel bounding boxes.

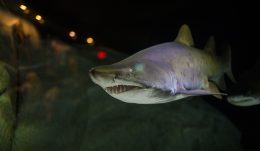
[89,24,235,104]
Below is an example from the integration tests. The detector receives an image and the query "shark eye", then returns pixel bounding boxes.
[133,63,145,72]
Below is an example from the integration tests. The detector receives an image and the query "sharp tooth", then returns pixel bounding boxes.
[116,86,118,93]
[106,87,110,93]
[118,85,120,93]
[105,85,142,94]
[108,87,112,93]
[117,86,119,93]
[113,86,116,94]
[122,85,126,92]
[117,85,122,93]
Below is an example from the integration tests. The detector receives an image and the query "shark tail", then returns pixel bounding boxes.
[222,45,236,83]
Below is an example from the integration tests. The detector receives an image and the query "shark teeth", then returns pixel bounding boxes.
[105,85,143,94]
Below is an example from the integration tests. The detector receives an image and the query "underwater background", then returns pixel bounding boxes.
[0,0,259,151]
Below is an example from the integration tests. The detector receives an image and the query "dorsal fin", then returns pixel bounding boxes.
[175,24,194,46]
[204,36,216,54]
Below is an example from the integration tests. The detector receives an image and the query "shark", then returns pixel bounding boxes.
[89,24,235,104]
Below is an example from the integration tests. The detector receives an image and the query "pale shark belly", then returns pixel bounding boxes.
[107,88,189,104]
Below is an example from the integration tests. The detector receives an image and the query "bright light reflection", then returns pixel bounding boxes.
[69,31,76,38]
[86,37,94,44]
[35,15,42,21]
[20,5,27,10]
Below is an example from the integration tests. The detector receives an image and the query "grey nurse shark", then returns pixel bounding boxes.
[89,24,235,104]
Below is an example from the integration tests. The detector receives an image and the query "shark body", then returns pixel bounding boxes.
[89,25,235,104]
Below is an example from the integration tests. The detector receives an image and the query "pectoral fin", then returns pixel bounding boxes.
[178,82,226,99]
[207,82,227,99]
[227,95,260,106]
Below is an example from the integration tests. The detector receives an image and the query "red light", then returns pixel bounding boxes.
[97,50,106,60]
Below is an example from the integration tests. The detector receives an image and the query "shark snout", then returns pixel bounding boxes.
[89,65,118,81]
[89,68,95,77]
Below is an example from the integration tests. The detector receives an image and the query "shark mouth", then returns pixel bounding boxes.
[105,85,143,94]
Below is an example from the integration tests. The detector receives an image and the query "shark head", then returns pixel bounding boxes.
[89,55,186,104]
